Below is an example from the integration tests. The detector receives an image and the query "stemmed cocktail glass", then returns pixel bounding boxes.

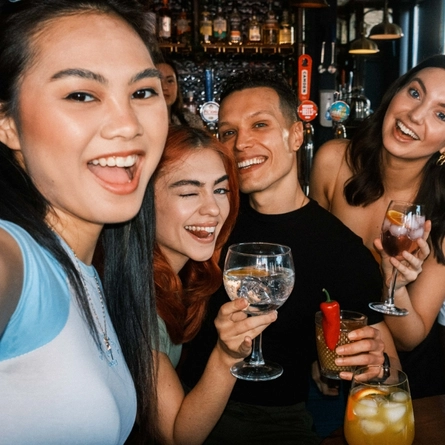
[369,200,425,316]
[223,242,294,381]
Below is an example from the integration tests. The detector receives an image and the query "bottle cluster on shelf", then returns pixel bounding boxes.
[148,0,296,49]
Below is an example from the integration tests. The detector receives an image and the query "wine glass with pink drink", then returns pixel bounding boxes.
[369,200,425,316]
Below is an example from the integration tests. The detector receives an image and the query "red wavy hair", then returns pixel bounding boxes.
[153,125,239,345]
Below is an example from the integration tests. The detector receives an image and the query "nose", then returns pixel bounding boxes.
[408,101,428,125]
[199,192,221,217]
[234,128,253,152]
[101,98,143,140]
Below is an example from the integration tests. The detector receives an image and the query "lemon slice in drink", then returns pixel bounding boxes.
[346,387,387,421]
[229,267,269,277]
[387,210,404,226]
[352,387,387,401]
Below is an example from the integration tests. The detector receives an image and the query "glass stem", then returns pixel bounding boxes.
[248,332,265,366]
[386,267,398,307]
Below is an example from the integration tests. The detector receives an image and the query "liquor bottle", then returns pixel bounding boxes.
[176,7,191,45]
[248,14,261,44]
[262,2,279,45]
[200,2,213,44]
[213,0,227,43]
[228,2,242,45]
[183,91,198,115]
[158,0,172,43]
[279,10,292,45]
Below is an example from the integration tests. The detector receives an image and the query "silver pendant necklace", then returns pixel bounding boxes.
[72,252,117,366]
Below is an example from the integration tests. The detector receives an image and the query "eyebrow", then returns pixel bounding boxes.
[219,110,274,129]
[51,67,160,85]
[411,77,426,95]
[169,174,229,188]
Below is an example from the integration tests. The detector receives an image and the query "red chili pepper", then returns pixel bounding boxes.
[320,288,340,351]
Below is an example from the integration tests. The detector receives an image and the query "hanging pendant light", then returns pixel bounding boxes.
[290,0,329,8]
[369,0,404,40]
[349,23,380,55]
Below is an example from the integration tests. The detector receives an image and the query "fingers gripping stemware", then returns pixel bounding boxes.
[223,242,295,381]
[369,201,425,316]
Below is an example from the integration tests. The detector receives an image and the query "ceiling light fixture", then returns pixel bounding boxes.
[369,0,404,40]
[349,23,380,55]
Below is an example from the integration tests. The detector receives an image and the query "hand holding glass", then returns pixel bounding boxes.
[315,310,367,379]
[369,201,425,316]
[223,242,294,381]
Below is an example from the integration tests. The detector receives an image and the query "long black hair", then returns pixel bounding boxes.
[0,0,159,442]
[344,55,445,265]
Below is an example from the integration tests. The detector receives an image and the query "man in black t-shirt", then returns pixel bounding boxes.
[180,70,400,445]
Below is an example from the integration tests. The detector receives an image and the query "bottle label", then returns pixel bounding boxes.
[200,22,213,37]
[230,30,242,43]
[159,17,171,38]
[177,18,190,35]
[279,28,291,45]
[213,18,227,39]
[249,26,261,42]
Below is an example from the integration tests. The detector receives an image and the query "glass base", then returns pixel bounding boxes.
[369,302,409,316]
[230,360,283,381]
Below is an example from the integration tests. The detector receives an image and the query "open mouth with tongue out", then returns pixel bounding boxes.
[88,154,138,185]
[184,225,217,239]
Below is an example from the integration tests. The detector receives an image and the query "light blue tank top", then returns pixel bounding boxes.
[0,220,137,444]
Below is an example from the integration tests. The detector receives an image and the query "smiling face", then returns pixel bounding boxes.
[157,62,178,108]
[218,87,303,197]
[0,12,168,239]
[154,148,230,273]
[382,67,445,161]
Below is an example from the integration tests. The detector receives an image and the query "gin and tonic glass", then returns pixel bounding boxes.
[223,242,294,381]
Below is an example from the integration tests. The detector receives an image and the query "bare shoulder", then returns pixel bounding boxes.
[314,138,349,166]
[0,228,24,336]
[310,139,349,209]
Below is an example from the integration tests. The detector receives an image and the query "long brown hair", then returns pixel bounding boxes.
[153,125,239,344]
[344,55,445,264]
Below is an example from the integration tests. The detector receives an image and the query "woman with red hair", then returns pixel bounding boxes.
[151,125,277,444]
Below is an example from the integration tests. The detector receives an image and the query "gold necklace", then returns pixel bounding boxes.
[72,252,117,367]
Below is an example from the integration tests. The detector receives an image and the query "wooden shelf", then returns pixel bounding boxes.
[159,42,294,55]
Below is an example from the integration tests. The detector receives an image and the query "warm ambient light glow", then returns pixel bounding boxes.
[290,0,329,8]
[349,34,380,55]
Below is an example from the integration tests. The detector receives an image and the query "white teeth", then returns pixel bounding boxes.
[396,120,420,140]
[90,154,137,167]
[184,226,216,233]
[238,157,265,169]
[116,157,126,167]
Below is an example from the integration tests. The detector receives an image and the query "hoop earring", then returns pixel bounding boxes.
[437,152,445,166]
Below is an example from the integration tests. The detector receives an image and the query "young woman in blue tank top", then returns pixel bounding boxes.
[0,1,167,443]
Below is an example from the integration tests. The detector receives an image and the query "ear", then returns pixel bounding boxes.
[0,113,21,150]
[289,120,304,153]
